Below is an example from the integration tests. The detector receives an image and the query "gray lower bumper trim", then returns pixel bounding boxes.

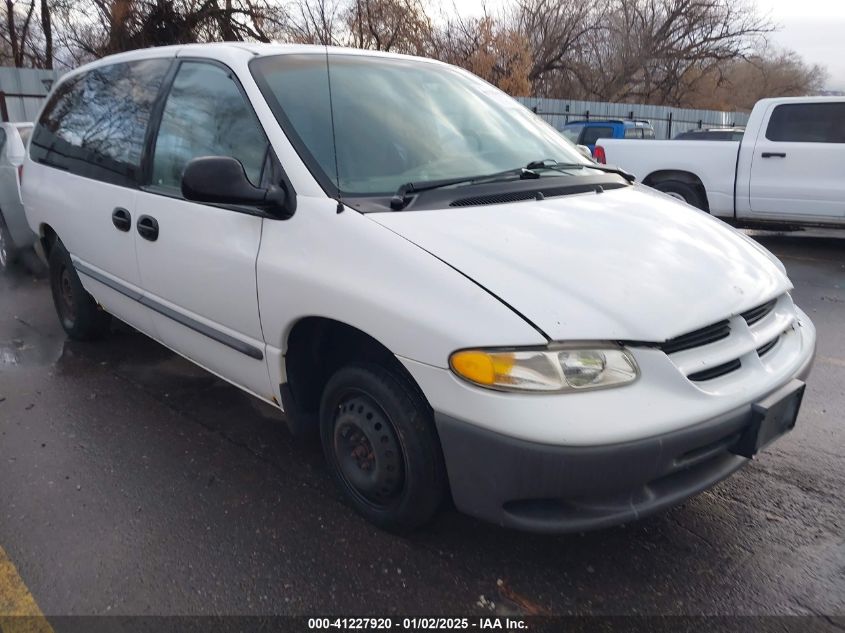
[435,407,752,534]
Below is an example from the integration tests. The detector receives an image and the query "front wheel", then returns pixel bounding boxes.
[48,239,112,340]
[654,180,706,211]
[319,363,447,532]
[0,212,18,271]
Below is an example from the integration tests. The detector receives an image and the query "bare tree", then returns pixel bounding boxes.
[344,0,432,54]
[434,12,532,95]
[516,0,773,104]
[513,0,600,88]
[287,0,341,45]
[3,0,37,66]
[39,0,51,67]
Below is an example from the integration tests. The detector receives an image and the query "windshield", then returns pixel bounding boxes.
[251,53,593,198]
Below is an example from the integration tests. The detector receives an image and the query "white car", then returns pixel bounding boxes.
[22,44,816,533]
[0,122,35,270]
[596,97,845,229]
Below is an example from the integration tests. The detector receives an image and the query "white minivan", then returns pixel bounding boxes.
[23,44,816,533]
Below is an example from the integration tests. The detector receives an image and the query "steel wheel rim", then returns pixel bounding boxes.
[332,390,405,507]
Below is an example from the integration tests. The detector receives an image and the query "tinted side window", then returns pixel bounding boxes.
[30,60,170,186]
[151,62,268,190]
[766,103,845,143]
[581,126,614,145]
[0,129,6,154]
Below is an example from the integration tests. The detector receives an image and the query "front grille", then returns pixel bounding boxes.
[688,358,742,382]
[757,336,779,357]
[660,293,792,387]
[661,320,731,355]
[742,299,777,325]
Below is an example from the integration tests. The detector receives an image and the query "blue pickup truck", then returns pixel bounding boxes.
[561,119,655,155]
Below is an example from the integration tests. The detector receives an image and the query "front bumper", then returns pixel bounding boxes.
[434,352,814,534]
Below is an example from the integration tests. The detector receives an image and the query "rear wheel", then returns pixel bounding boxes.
[319,363,446,532]
[653,180,706,211]
[0,212,18,271]
[48,239,111,340]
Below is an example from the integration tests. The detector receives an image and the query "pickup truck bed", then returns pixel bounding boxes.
[596,97,845,229]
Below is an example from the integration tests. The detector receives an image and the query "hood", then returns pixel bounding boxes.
[369,185,792,343]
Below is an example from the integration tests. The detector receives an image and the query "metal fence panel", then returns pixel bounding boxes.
[516,96,750,139]
[0,67,64,122]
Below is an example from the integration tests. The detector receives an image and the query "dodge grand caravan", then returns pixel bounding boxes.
[23,44,816,533]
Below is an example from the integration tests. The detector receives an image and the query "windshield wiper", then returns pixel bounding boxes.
[526,158,635,183]
[389,159,634,210]
[390,167,540,210]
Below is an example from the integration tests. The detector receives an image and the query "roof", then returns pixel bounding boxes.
[56,42,449,84]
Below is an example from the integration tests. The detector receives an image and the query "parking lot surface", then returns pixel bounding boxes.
[0,232,843,623]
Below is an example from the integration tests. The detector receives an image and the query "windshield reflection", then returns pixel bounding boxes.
[251,53,592,198]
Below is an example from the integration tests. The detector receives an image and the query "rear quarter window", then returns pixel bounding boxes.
[30,59,171,186]
[581,126,614,145]
[765,102,845,143]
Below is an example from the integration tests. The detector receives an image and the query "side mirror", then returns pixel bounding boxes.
[576,144,593,160]
[181,156,293,219]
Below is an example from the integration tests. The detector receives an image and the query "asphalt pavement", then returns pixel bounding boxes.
[0,231,843,624]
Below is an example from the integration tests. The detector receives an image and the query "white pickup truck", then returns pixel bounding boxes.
[596,97,845,229]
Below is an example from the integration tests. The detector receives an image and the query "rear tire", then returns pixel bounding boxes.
[654,180,706,211]
[48,239,111,340]
[319,362,446,532]
[0,211,18,272]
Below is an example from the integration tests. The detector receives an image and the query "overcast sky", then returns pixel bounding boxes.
[446,0,845,91]
[763,0,845,90]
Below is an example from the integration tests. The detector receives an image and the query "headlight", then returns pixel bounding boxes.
[449,345,639,393]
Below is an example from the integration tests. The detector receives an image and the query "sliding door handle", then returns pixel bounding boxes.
[137,215,159,242]
[761,152,786,158]
[111,207,131,232]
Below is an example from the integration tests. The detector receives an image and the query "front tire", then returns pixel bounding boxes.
[654,180,706,211]
[0,212,18,271]
[48,239,111,340]
[319,363,447,532]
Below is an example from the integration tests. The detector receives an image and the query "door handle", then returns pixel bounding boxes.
[761,152,786,158]
[137,215,159,242]
[112,207,131,232]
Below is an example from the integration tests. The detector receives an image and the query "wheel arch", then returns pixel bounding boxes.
[642,170,710,212]
[39,223,58,257]
[280,316,430,437]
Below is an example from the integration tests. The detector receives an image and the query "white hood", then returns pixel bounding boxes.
[369,185,792,343]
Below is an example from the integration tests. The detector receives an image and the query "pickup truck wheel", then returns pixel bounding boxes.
[48,239,111,340]
[0,211,18,271]
[319,363,446,532]
[654,180,706,211]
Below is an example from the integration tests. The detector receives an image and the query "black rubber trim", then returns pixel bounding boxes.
[742,298,777,326]
[74,261,143,302]
[73,261,264,360]
[688,358,742,382]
